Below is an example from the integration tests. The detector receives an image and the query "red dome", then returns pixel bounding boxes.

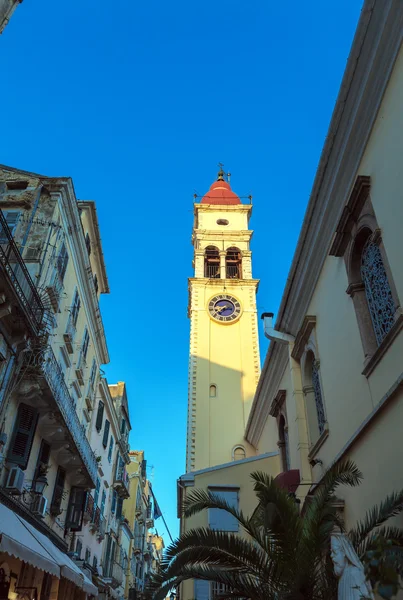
[201,179,241,205]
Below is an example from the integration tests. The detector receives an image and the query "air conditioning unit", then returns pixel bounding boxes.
[85,396,94,411]
[75,367,84,385]
[31,494,48,518]
[63,332,74,354]
[6,466,25,494]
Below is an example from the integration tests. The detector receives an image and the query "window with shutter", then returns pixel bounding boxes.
[81,328,90,362]
[93,274,99,294]
[108,436,114,463]
[51,467,66,514]
[116,497,123,520]
[101,490,106,515]
[0,211,20,243]
[94,478,100,506]
[111,490,117,514]
[34,440,51,480]
[95,401,104,432]
[102,419,110,448]
[57,242,69,282]
[7,403,39,469]
[104,535,112,577]
[194,580,210,600]
[71,290,81,327]
[76,538,83,559]
[65,487,86,530]
[208,488,239,532]
[85,233,92,257]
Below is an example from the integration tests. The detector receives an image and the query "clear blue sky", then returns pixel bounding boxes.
[1,0,363,541]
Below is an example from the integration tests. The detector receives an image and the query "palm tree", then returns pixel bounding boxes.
[151,460,403,600]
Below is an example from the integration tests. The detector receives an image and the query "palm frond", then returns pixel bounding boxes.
[349,490,403,553]
[183,488,271,552]
[352,524,403,558]
[161,527,280,578]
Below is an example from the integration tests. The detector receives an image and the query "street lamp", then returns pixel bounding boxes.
[33,475,48,495]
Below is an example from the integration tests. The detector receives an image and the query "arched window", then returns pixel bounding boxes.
[303,350,326,444]
[311,359,326,436]
[209,384,217,398]
[232,446,246,461]
[360,237,395,345]
[204,246,220,279]
[278,415,290,471]
[226,247,242,279]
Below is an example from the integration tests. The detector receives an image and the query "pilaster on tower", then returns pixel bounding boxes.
[186,169,261,473]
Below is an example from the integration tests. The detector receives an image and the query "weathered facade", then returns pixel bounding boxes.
[124,451,162,599]
[0,166,138,600]
[0,0,21,33]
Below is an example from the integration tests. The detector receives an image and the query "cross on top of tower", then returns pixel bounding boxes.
[217,163,225,181]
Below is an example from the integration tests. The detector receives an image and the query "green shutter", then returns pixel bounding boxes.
[95,401,104,432]
[7,403,38,469]
[66,487,86,530]
[102,419,110,448]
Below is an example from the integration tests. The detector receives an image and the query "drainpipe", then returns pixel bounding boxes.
[261,312,295,344]
[260,313,311,491]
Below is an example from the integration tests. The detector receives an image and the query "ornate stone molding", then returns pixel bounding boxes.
[269,389,286,418]
[291,316,317,360]
[329,175,371,256]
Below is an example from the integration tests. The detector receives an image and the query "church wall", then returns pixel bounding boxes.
[196,206,250,232]
[302,44,403,474]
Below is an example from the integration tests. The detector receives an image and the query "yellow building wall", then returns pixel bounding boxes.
[181,454,280,600]
[188,202,261,472]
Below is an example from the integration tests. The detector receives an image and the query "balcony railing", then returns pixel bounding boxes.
[38,348,98,485]
[0,210,44,333]
[204,264,220,278]
[225,264,241,279]
[114,467,130,498]
[111,562,124,587]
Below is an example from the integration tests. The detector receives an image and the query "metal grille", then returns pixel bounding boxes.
[312,361,326,435]
[0,210,44,333]
[361,239,395,345]
[211,582,231,599]
[205,264,220,278]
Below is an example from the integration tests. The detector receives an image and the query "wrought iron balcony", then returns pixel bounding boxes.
[111,562,124,587]
[114,467,130,499]
[0,210,44,334]
[31,347,98,486]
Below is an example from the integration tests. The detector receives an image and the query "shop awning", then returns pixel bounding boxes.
[0,503,98,596]
[0,503,59,577]
[22,520,98,596]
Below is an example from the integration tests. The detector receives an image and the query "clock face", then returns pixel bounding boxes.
[208,295,241,323]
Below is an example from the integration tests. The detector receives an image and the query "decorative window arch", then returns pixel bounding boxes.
[209,384,217,398]
[330,176,401,374]
[204,246,220,279]
[225,247,242,279]
[232,445,246,461]
[302,349,326,444]
[278,414,290,472]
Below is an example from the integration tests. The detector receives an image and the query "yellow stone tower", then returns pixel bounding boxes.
[187,168,261,472]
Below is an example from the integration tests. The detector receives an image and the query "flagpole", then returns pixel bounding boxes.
[150,486,174,543]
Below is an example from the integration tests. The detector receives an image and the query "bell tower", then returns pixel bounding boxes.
[186,168,261,472]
